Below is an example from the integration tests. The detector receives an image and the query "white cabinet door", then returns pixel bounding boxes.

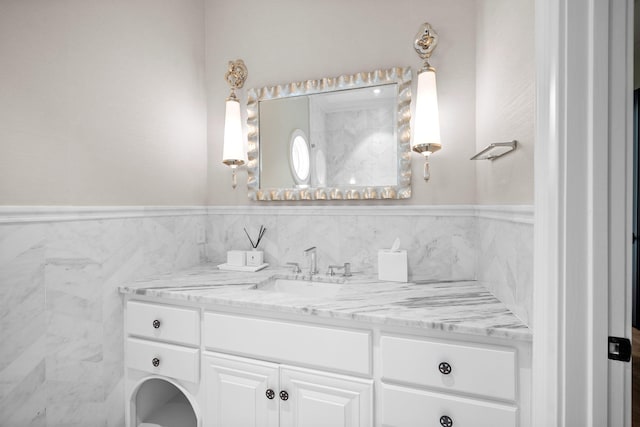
[279,366,373,427]
[204,353,279,427]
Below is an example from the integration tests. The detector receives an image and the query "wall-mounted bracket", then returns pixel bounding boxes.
[470,140,517,161]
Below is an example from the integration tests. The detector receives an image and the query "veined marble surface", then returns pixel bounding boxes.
[120,264,531,341]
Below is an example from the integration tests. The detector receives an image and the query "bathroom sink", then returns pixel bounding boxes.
[253,278,344,298]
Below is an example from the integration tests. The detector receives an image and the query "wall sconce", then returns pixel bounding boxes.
[222,59,248,189]
[412,23,441,181]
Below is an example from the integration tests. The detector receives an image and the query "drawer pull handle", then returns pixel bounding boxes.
[152,357,160,367]
[266,389,275,400]
[440,415,453,427]
[438,362,452,375]
[279,390,289,401]
[152,319,161,329]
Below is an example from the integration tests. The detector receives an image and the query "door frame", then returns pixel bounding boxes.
[533,0,633,426]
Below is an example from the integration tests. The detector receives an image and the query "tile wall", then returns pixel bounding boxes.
[476,216,534,325]
[0,205,532,426]
[0,212,207,427]
[206,210,476,282]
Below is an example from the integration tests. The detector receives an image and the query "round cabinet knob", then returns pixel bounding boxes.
[265,389,275,400]
[438,362,452,375]
[279,390,289,401]
[152,357,160,367]
[152,319,161,329]
[440,415,453,427]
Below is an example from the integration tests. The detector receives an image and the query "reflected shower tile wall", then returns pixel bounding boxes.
[0,214,206,427]
[476,217,533,327]
[324,106,397,187]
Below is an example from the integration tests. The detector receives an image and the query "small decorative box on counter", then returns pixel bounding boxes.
[226,250,246,267]
[378,249,408,282]
[246,250,264,266]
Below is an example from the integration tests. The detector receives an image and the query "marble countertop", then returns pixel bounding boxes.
[120,264,531,341]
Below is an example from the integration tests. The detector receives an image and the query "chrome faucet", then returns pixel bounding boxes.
[304,246,318,276]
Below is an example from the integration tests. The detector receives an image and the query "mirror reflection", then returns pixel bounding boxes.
[260,84,397,189]
[247,67,412,201]
[289,129,310,186]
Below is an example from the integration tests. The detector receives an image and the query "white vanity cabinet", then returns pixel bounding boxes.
[202,312,374,427]
[124,300,202,427]
[204,353,373,427]
[125,300,201,381]
[379,334,524,427]
[123,296,531,427]
[203,353,279,427]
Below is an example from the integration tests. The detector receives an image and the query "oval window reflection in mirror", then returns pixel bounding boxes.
[289,129,310,187]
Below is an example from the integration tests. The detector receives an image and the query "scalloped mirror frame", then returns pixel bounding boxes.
[246,66,412,201]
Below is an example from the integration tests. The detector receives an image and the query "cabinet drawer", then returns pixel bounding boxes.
[381,384,517,427]
[380,335,516,401]
[126,301,199,346]
[204,312,371,375]
[127,337,199,383]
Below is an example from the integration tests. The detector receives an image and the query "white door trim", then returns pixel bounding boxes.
[533,0,633,425]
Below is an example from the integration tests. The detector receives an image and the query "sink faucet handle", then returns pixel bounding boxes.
[327,265,339,276]
[286,262,301,273]
[343,262,352,277]
[327,263,352,277]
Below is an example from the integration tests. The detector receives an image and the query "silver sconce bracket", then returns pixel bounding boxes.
[414,23,439,70]
[225,59,248,99]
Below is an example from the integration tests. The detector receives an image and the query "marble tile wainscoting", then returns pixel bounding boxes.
[206,205,534,325]
[0,207,207,427]
[0,204,532,427]
[475,206,534,326]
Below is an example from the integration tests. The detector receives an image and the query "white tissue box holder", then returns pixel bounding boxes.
[378,250,408,282]
[226,250,246,267]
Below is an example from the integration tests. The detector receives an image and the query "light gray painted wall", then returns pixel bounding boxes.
[205,0,479,205]
[0,0,207,205]
[475,0,535,204]
[0,0,534,206]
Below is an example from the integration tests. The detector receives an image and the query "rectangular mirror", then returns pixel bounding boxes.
[246,67,412,201]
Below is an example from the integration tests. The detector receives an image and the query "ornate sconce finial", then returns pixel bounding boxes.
[225,60,248,100]
[414,23,439,70]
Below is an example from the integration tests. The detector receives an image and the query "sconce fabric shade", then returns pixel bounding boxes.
[412,68,442,155]
[222,98,246,166]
